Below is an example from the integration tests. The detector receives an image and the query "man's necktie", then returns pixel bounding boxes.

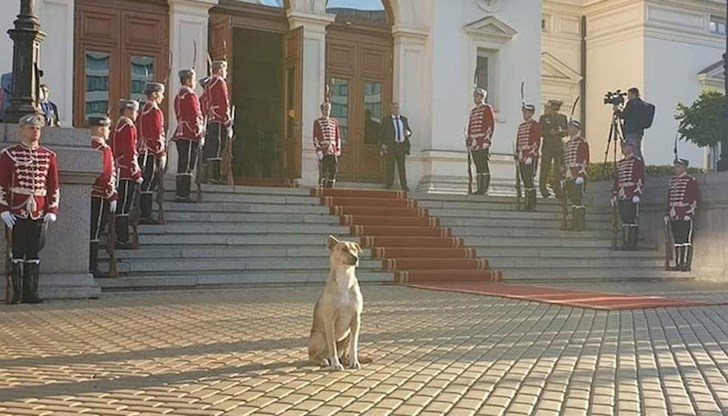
[395,117,401,143]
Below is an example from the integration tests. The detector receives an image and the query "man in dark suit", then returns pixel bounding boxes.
[379,102,411,191]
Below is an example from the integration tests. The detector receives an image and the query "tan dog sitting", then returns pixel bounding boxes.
[308,235,365,371]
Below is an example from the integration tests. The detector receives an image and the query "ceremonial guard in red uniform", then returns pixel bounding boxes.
[562,120,589,231]
[515,104,541,211]
[313,101,341,188]
[666,158,698,272]
[137,82,166,223]
[0,114,59,304]
[88,116,118,277]
[173,68,204,202]
[111,99,142,248]
[612,141,645,250]
[467,88,496,195]
[201,60,232,184]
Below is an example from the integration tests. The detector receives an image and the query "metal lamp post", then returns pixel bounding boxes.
[717,1,728,171]
[5,0,46,124]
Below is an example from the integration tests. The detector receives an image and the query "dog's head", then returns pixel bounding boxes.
[327,235,362,268]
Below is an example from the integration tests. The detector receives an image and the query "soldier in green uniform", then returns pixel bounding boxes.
[538,100,569,199]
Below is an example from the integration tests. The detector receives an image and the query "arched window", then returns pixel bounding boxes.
[326,0,389,26]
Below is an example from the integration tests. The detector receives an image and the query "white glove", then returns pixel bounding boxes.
[316,151,324,161]
[136,177,144,185]
[664,215,670,223]
[109,200,117,213]
[525,157,533,165]
[1,212,16,229]
[43,213,57,223]
[683,216,691,221]
[632,196,640,204]
[575,177,584,185]
[610,196,617,207]
[226,126,233,139]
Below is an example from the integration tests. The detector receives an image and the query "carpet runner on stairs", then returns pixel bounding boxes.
[311,188,502,284]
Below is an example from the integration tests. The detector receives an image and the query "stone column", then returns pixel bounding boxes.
[0,124,101,299]
[287,10,335,187]
[166,0,218,181]
[392,25,430,189]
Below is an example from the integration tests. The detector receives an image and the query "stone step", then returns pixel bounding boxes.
[139,233,353,246]
[450,226,610,239]
[100,257,383,274]
[97,270,394,290]
[439,217,611,230]
[477,247,662,259]
[415,194,564,205]
[501,269,694,282]
[468,238,613,249]
[164,183,310,196]
[489,257,663,269]
[162,212,339,224]
[164,191,318,205]
[418,200,612,214]
[138,223,349,235]
[103,246,368,260]
[164,202,329,215]
[428,208,610,222]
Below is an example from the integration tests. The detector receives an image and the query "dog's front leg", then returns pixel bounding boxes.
[348,313,361,370]
[324,317,344,371]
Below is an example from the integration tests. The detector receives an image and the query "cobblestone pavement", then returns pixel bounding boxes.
[2,283,728,415]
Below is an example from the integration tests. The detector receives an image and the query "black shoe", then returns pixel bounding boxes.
[540,188,550,198]
[22,261,43,304]
[115,240,133,250]
[7,261,22,304]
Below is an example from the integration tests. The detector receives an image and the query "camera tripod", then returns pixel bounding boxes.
[603,112,624,164]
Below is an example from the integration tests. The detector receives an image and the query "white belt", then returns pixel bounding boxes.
[11,187,46,196]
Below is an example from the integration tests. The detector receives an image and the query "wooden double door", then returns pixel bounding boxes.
[326,27,393,182]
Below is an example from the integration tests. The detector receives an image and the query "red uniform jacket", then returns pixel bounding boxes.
[111,117,142,182]
[0,144,59,220]
[313,117,341,156]
[91,137,118,201]
[204,75,231,126]
[467,103,496,151]
[173,86,204,142]
[516,119,541,163]
[137,101,166,157]
[613,154,645,200]
[563,136,589,180]
[668,173,698,220]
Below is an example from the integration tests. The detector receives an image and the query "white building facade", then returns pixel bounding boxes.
[0,0,724,192]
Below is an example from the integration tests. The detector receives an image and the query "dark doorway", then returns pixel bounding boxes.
[231,28,284,179]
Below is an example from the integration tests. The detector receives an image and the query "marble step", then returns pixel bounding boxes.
[138,223,350,235]
[102,246,370,260]
[97,270,394,290]
[99,257,383,274]
[417,199,612,214]
[502,269,694,282]
[450,226,611,239]
[161,212,339,224]
[428,208,611,222]
[163,183,309,196]
[138,233,354,246]
[477,247,662,259]
[488,257,664,269]
[163,202,330,215]
[163,191,319,205]
[438,216,611,230]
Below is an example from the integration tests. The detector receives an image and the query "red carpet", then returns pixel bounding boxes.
[313,188,501,284]
[409,282,711,310]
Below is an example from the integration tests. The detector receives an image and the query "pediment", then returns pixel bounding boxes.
[542,52,582,83]
[698,60,725,81]
[464,15,518,45]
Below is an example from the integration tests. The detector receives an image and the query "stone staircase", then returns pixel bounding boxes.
[97,185,394,290]
[98,185,692,291]
[417,194,694,282]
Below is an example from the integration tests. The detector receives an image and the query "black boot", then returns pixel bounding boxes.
[528,190,538,211]
[629,226,639,251]
[621,225,629,250]
[6,260,23,304]
[176,176,193,202]
[115,216,131,249]
[212,160,223,184]
[22,260,42,304]
[682,245,693,272]
[140,193,154,223]
[671,246,684,271]
[573,207,586,231]
[175,175,184,201]
[89,241,101,278]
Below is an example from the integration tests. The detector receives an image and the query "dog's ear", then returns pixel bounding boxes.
[327,235,340,251]
[354,243,363,254]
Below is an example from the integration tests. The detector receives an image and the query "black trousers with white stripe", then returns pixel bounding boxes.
[175,139,199,198]
[90,196,111,242]
[115,179,136,244]
[138,153,163,219]
[670,219,694,246]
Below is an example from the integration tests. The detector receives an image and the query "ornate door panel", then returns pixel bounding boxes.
[282,26,303,179]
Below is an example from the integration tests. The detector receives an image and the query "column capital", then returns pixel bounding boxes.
[393,25,429,44]
[286,9,335,33]
[168,0,218,16]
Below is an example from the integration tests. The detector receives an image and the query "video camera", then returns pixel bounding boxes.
[604,90,628,106]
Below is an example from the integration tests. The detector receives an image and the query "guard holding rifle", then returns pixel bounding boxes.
[0,114,60,304]
[466,88,496,195]
[515,104,541,211]
[201,60,232,184]
[313,102,341,188]
[539,100,569,199]
[137,82,166,224]
[111,99,143,249]
[666,158,698,272]
[562,120,589,231]
[173,68,204,202]
[612,141,644,250]
[88,116,118,278]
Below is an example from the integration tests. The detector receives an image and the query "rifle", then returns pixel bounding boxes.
[196,141,204,203]
[106,209,119,278]
[514,144,522,211]
[664,214,674,270]
[156,143,169,225]
[467,146,473,195]
[222,105,236,186]
[559,176,568,230]
[611,193,620,250]
[4,226,12,303]
[130,182,141,249]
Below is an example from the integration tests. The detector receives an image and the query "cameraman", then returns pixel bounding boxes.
[613,87,646,161]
